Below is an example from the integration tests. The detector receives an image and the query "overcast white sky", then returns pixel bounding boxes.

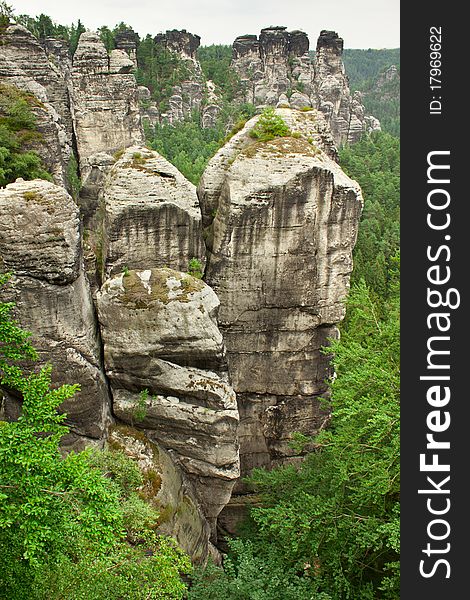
[9,0,399,48]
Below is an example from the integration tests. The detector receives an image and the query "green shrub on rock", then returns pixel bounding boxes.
[249,107,291,142]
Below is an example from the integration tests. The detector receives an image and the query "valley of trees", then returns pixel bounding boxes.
[1,5,400,598]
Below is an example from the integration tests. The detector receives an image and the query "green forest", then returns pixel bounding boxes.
[1,5,400,599]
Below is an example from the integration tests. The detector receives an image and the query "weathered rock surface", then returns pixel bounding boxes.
[72,31,144,165]
[199,107,338,228]
[102,146,205,279]
[153,30,221,127]
[0,179,111,444]
[233,27,315,106]
[96,268,239,536]
[108,425,212,563]
[114,28,139,69]
[198,109,362,528]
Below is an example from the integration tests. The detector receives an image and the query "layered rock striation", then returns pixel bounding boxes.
[1,22,365,556]
[101,146,205,280]
[313,30,380,144]
[96,268,239,536]
[72,31,144,166]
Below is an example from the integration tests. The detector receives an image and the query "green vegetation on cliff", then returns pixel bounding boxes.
[0,84,52,187]
[0,275,191,599]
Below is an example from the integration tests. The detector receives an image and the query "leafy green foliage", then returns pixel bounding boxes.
[136,36,191,112]
[0,275,37,369]
[339,131,400,301]
[197,45,242,101]
[0,1,13,29]
[189,539,318,600]
[188,257,203,279]
[249,107,291,142]
[0,278,191,599]
[66,153,81,200]
[0,84,53,187]
[342,49,400,92]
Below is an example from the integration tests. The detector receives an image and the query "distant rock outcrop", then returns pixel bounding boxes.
[231,26,380,146]
[313,30,380,144]
[114,28,139,69]
[232,27,314,106]
[72,31,144,166]
[153,29,222,127]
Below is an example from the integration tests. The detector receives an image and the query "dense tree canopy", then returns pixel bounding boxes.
[339,131,400,301]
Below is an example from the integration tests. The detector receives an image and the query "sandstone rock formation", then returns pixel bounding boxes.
[313,30,381,144]
[72,31,144,166]
[1,21,366,556]
[101,146,205,279]
[114,28,139,69]
[232,27,314,106]
[153,29,221,127]
[0,179,112,448]
[96,268,239,536]
[231,26,380,146]
[198,108,363,530]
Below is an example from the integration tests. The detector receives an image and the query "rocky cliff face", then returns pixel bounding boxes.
[72,31,144,166]
[151,29,221,128]
[1,23,364,558]
[101,145,205,280]
[313,30,380,144]
[0,179,112,448]
[233,27,314,106]
[198,108,362,531]
[97,268,239,536]
[231,27,380,146]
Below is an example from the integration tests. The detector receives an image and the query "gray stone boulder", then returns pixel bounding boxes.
[0,179,111,445]
[96,268,239,537]
[102,146,205,279]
